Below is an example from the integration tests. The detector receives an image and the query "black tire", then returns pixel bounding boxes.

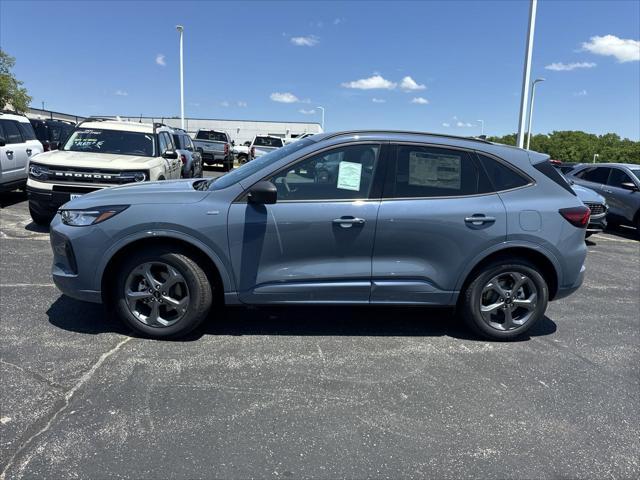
[460,260,549,341]
[112,247,213,338]
[29,202,55,226]
[585,232,593,238]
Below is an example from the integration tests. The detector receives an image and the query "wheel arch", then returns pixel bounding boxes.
[100,233,231,304]
[456,245,560,302]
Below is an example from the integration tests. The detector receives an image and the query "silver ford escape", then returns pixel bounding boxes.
[49,131,589,340]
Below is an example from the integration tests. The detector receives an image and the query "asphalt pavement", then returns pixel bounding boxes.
[1,172,639,479]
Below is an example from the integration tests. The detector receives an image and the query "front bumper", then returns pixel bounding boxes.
[27,184,101,214]
[586,215,607,234]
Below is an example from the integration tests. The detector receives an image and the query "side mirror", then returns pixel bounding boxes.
[162,150,178,160]
[621,182,639,192]
[248,180,277,205]
[0,140,5,147]
[231,140,235,146]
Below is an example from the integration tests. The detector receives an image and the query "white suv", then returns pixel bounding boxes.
[27,118,182,225]
[0,111,44,192]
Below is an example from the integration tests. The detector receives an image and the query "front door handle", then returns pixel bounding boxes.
[464,215,496,225]
[603,189,613,194]
[26,149,32,155]
[5,150,13,155]
[332,216,366,228]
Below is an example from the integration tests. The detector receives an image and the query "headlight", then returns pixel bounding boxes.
[59,205,129,227]
[120,171,148,183]
[29,163,50,179]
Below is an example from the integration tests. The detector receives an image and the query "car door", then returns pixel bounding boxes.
[573,166,611,196]
[158,132,180,179]
[604,167,638,222]
[371,144,507,304]
[0,119,28,184]
[227,142,386,304]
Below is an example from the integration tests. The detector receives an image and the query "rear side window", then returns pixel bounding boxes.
[388,145,492,198]
[533,160,575,195]
[476,154,530,191]
[577,167,611,183]
[17,122,37,141]
[183,135,194,151]
[0,120,23,144]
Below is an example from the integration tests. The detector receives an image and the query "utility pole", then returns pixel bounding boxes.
[516,0,538,148]
[176,25,185,130]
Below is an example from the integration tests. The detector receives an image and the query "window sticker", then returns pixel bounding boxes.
[337,161,363,191]
[408,151,461,189]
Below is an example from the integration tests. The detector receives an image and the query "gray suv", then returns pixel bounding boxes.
[49,131,589,340]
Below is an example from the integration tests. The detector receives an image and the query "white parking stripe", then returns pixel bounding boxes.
[0,284,56,288]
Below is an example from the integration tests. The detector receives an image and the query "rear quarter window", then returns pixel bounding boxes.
[476,153,531,191]
[17,122,37,141]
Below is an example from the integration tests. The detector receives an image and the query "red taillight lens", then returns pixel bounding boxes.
[224,143,229,155]
[559,206,590,228]
[180,154,187,164]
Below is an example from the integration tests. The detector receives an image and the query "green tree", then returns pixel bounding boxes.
[0,49,31,113]
[487,131,640,165]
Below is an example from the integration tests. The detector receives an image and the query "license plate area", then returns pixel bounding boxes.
[70,194,83,200]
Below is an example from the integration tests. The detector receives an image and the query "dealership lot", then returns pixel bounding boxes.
[1,171,639,479]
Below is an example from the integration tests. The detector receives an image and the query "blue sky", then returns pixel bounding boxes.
[2,0,639,139]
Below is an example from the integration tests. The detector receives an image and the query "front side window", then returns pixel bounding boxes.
[580,167,611,184]
[269,144,380,201]
[607,168,633,188]
[158,132,174,153]
[389,145,491,198]
[63,128,155,156]
[172,134,183,149]
[0,120,23,144]
[183,135,194,151]
[17,122,37,141]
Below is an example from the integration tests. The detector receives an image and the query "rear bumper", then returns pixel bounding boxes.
[554,264,586,300]
[201,152,228,163]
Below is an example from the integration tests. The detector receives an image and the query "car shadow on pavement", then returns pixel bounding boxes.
[47,295,557,342]
[0,190,28,208]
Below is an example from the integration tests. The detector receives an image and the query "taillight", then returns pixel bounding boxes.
[180,154,187,164]
[559,206,590,228]
[224,143,229,155]
[251,147,255,158]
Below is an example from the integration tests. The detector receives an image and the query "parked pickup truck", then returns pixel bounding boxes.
[232,141,251,163]
[193,129,233,171]
[249,135,284,161]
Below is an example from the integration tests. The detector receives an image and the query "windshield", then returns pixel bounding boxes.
[63,128,155,156]
[630,169,640,182]
[196,131,227,142]
[212,137,317,190]
[254,136,283,148]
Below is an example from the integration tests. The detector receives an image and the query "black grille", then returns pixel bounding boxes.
[585,202,606,216]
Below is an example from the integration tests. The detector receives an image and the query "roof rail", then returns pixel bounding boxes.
[322,130,494,144]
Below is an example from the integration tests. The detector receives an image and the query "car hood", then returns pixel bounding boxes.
[29,150,159,169]
[572,183,605,203]
[63,179,211,208]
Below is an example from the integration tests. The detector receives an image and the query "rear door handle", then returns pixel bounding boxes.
[26,149,32,155]
[465,215,496,225]
[332,216,366,228]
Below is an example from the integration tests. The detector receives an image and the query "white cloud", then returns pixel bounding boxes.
[582,35,640,63]
[573,89,588,97]
[400,76,426,91]
[155,54,166,66]
[237,101,248,107]
[220,101,230,107]
[341,74,397,90]
[456,121,473,127]
[299,109,316,115]
[291,35,319,47]
[270,92,300,103]
[545,61,597,71]
[114,90,128,96]
[189,102,201,107]
[411,97,429,104]
[333,17,344,25]
[442,122,450,127]
[372,98,386,103]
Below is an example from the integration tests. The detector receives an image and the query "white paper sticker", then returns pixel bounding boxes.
[408,152,461,189]
[337,161,363,191]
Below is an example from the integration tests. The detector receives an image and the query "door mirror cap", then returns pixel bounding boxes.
[248,181,277,204]
[621,181,639,192]
[162,150,178,159]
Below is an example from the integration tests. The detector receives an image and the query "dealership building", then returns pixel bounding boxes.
[26,108,323,145]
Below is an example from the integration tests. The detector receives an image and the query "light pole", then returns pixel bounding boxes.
[176,25,185,130]
[516,0,538,148]
[526,77,545,150]
[316,106,325,131]
[593,153,599,164]
[477,119,484,136]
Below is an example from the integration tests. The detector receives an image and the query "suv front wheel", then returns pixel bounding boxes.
[112,247,213,338]
[460,260,549,340]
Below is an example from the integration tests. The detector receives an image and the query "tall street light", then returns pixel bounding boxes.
[176,25,185,130]
[477,119,484,136]
[316,106,325,131]
[526,77,545,150]
[516,0,538,148]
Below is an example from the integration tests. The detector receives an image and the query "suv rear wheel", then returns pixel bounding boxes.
[460,260,548,340]
[112,247,213,338]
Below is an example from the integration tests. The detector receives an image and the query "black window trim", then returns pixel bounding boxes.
[233,140,389,204]
[380,142,534,201]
